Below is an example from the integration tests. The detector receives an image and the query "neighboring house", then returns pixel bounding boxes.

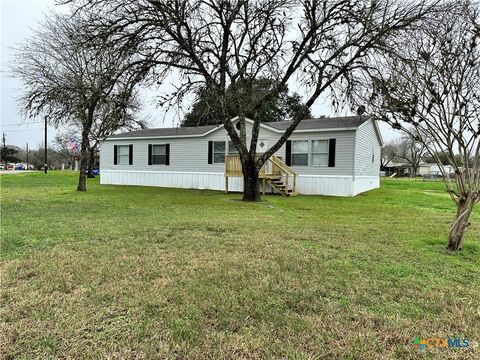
[383,160,456,178]
[417,163,433,176]
[383,159,424,177]
[424,163,455,176]
[100,116,383,196]
[382,159,409,177]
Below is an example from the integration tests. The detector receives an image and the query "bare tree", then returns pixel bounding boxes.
[86,95,148,177]
[66,0,435,201]
[54,131,80,170]
[12,12,146,191]
[352,1,480,250]
[395,134,428,176]
[381,142,398,169]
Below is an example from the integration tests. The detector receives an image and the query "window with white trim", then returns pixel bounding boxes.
[152,145,167,165]
[291,140,309,166]
[117,145,130,165]
[213,141,226,163]
[311,140,329,166]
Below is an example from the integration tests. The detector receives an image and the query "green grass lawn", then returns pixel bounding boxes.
[1,172,479,359]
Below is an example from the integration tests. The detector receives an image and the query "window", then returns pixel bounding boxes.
[152,145,166,165]
[291,140,309,166]
[213,141,226,163]
[288,139,333,166]
[311,140,329,166]
[117,145,130,165]
[228,141,238,154]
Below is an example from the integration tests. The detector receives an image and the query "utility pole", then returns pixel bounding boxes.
[26,142,29,170]
[44,115,48,173]
[2,133,6,169]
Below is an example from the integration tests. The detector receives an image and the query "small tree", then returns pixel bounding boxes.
[381,142,398,169]
[12,12,145,191]
[86,95,148,177]
[68,0,434,201]
[352,1,480,250]
[0,144,22,165]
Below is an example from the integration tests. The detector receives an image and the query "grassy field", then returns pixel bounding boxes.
[1,172,479,359]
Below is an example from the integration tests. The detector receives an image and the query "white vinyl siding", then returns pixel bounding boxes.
[117,145,129,165]
[100,118,381,196]
[101,120,358,176]
[354,121,381,176]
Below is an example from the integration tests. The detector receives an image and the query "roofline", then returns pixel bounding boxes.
[105,134,210,141]
[107,116,363,140]
[372,119,384,146]
[242,117,360,134]
[106,126,359,141]
[105,124,224,141]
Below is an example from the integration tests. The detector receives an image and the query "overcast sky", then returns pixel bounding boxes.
[1,0,399,149]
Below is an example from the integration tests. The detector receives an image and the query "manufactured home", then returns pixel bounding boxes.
[100,116,383,196]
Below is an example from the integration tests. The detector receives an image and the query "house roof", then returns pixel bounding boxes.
[107,116,372,140]
[265,116,369,131]
[108,124,220,138]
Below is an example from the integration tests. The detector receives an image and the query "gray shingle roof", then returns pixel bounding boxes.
[265,116,369,131]
[108,124,220,138]
[107,116,368,139]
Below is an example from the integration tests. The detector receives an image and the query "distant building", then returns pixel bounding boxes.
[383,160,455,177]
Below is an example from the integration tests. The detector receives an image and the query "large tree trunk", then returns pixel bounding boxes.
[77,127,90,192]
[242,158,261,202]
[411,165,418,177]
[86,146,96,178]
[447,196,475,251]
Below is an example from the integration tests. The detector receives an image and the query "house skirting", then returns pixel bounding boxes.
[353,176,380,196]
[100,170,379,197]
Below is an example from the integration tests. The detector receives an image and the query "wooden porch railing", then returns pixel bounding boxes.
[224,154,297,195]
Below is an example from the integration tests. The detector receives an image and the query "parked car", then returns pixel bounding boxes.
[82,167,100,176]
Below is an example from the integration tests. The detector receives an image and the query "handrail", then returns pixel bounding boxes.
[226,154,297,177]
[270,155,298,176]
[225,154,297,177]
[225,154,271,176]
